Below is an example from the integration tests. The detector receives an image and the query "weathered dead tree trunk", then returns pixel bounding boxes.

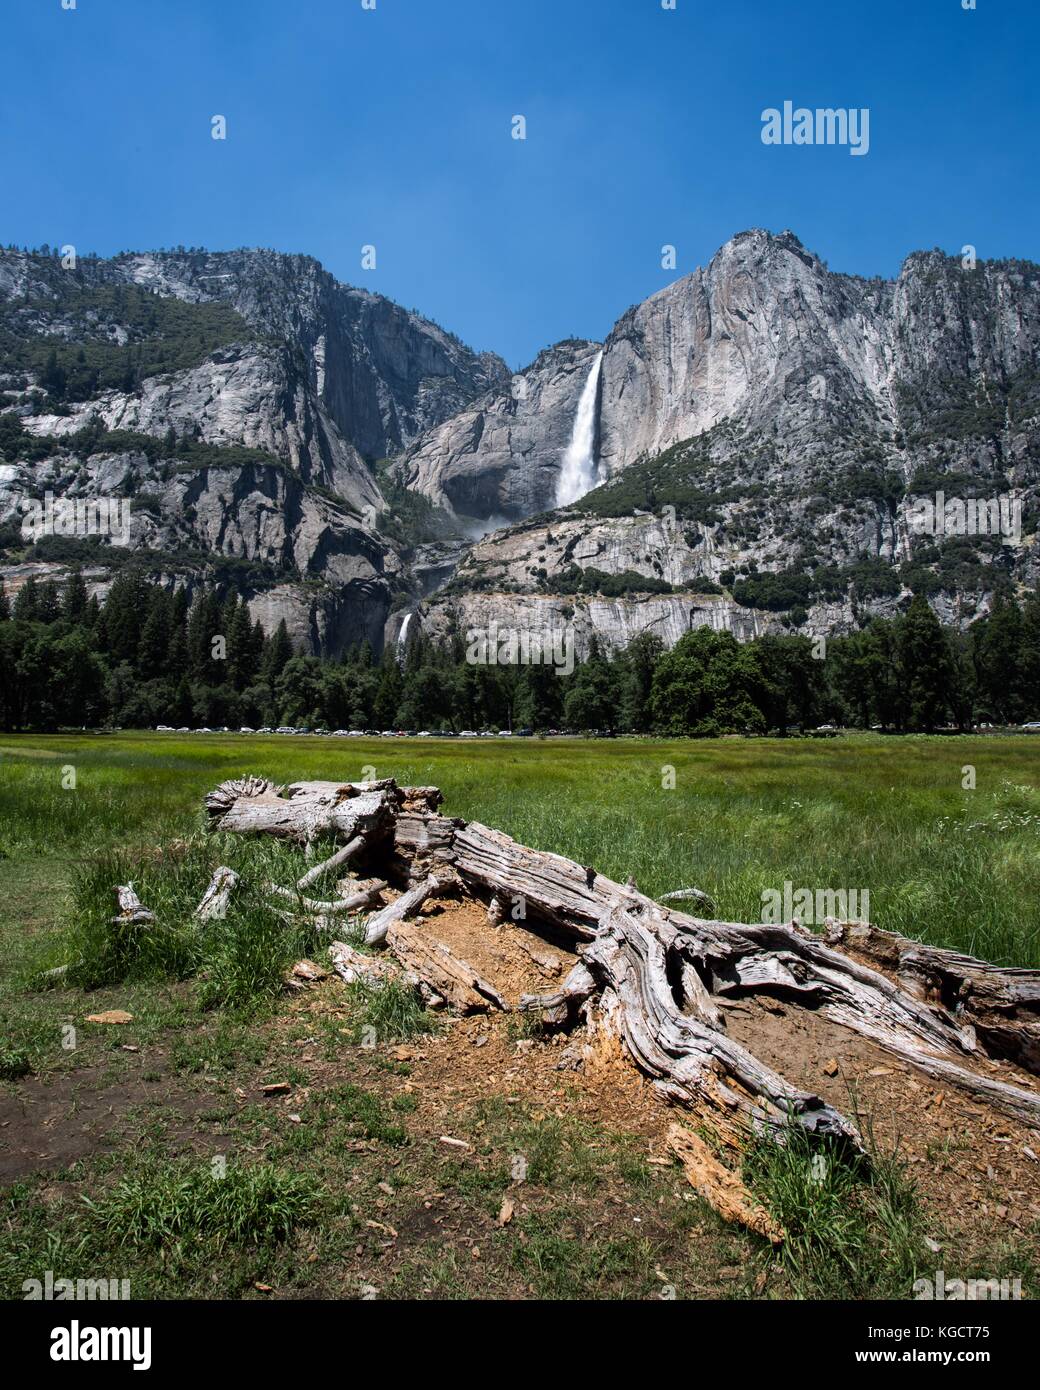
[194,866,239,924]
[203,775,1040,1157]
[208,782,395,846]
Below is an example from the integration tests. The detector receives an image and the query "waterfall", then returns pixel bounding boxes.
[396,611,413,663]
[555,350,603,507]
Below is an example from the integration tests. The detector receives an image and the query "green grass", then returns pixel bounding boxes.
[81,1160,318,1250]
[1,731,1039,1302]
[744,1122,925,1300]
[2,730,1039,964]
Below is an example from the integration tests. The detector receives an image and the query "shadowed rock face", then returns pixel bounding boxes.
[0,246,506,653]
[402,340,602,524]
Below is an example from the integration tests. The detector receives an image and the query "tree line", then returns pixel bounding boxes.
[0,569,1036,735]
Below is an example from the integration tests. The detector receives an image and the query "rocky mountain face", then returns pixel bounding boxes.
[3,232,1038,662]
[404,230,1040,648]
[402,339,602,525]
[0,246,507,652]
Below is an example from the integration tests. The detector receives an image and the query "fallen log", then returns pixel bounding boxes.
[524,901,860,1143]
[824,920,1040,1074]
[451,823,606,937]
[203,775,1040,1155]
[206,779,395,847]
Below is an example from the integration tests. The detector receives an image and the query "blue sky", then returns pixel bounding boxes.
[3,0,1037,368]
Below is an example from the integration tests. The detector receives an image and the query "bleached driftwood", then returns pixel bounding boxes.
[661,886,717,914]
[194,866,240,924]
[267,879,387,916]
[296,836,364,892]
[112,884,154,925]
[363,875,443,946]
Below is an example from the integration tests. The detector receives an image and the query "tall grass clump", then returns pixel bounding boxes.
[342,976,442,1043]
[60,834,325,1010]
[81,1161,318,1249]
[744,1120,925,1299]
[64,849,206,988]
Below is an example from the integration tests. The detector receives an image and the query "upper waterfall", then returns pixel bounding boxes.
[396,611,414,663]
[555,350,604,506]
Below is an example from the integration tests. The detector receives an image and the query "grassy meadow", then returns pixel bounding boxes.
[1,731,1038,1301]
[3,730,1040,964]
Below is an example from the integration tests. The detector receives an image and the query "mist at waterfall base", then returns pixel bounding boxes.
[555,351,604,507]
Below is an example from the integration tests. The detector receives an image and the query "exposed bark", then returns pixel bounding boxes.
[667,1123,784,1244]
[206,778,396,848]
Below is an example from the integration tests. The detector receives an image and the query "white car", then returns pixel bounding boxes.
[239,727,255,734]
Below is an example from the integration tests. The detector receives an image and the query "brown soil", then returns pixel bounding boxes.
[0,1068,214,1182]
[384,885,1040,1246]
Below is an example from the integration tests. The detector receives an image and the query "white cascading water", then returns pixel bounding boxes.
[396,611,413,662]
[555,350,603,506]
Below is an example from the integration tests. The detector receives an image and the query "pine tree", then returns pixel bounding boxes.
[62,570,89,625]
[899,595,954,732]
[262,619,293,681]
[0,579,9,622]
[137,590,172,679]
[12,576,39,622]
